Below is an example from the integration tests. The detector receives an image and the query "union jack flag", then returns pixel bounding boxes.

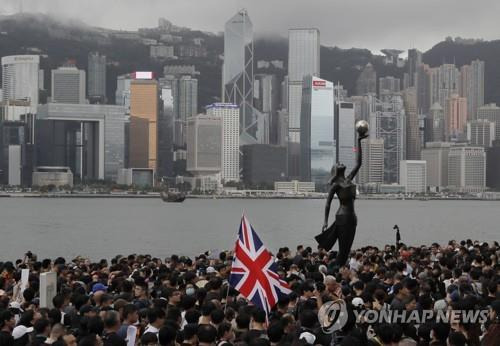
[229,215,291,314]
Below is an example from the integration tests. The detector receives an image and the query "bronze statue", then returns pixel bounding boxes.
[315,120,369,266]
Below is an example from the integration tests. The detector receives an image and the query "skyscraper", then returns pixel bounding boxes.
[403,87,420,159]
[421,142,451,190]
[176,76,198,147]
[186,115,222,175]
[87,52,106,102]
[206,103,240,182]
[399,160,427,193]
[369,94,406,183]
[445,94,467,140]
[336,102,356,173]
[254,74,279,144]
[407,49,422,87]
[460,60,484,120]
[157,83,174,178]
[379,76,400,96]
[358,138,384,185]
[467,119,495,147]
[288,28,320,178]
[355,63,376,95]
[415,64,431,114]
[222,10,256,144]
[486,141,500,190]
[115,73,133,111]
[430,102,445,142]
[51,65,86,104]
[438,64,460,109]
[299,76,334,184]
[477,103,500,140]
[448,146,486,192]
[129,79,158,170]
[1,55,39,112]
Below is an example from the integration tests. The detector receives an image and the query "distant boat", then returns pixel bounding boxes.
[160,190,186,203]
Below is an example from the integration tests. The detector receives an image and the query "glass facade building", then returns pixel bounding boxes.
[336,102,356,173]
[300,76,335,185]
[1,55,40,113]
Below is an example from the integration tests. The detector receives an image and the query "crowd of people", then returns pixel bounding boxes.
[0,239,499,346]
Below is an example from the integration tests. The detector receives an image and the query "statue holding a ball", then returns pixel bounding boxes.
[315,120,369,266]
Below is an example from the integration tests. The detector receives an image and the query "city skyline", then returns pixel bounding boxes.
[2,0,500,52]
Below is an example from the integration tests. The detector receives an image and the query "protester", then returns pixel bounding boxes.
[0,239,498,345]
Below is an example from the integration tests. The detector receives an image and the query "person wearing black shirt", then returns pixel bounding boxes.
[0,310,16,346]
[102,311,126,346]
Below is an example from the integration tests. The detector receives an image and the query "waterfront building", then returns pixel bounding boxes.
[206,103,240,182]
[336,101,356,173]
[467,119,495,147]
[274,180,315,193]
[117,168,154,187]
[299,76,334,184]
[448,146,486,193]
[477,103,500,141]
[486,140,500,190]
[241,144,286,186]
[358,138,384,185]
[37,103,128,182]
[399,160,427,193]
[32,166,73,187]
[421,142,452,190]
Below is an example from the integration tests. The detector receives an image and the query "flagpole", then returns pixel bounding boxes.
[225,213,244,314]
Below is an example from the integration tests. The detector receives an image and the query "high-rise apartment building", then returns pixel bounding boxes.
[448,146,486,192]
[51,65,86,104]
[415,64,431,114]
[129,79,159,170]
[407,49,422,87]
[446,94,467,140]
[1,55,39,112]
[87,52,106,102]
[459,60,484,120]
[206,103,240,182]
[421,142,452,190]
[369,94,406,183]
[336,102,356,173]
[358,138,384,184]
[288,28,320,178]
[477,103,500,140]
[299,76,334,184]
[186,115,222,175]
[403,87,420,159]
[222,10,257,144]
[356,63,376,95]
[400,160,427,193]
[467,119,495,147]
[430,102,445,142]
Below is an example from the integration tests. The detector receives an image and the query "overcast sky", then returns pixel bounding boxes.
[2,0,499,53]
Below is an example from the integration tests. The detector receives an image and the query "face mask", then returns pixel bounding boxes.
[186,288,195,296]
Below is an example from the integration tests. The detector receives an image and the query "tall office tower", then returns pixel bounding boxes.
[486,140,500,190]
[129,79,159,170]
[350,94,375,122]
[421,142,452,190]
[222,10,258,144]
[186,115,222,175]
[407,49,422,87]
[288,28,320,178]
[254,74,279,144]
[448,146,486,193]
[460,60,484,120]
[467,119,495,147]
[399,160,427,193]
[206,103,240,182]
[1,55,39,112]
[430,102,445,142]
[176,76,198,147]
[36,103,128,182]
[277,109,288,147]
[369,93,406,183]
[336,102,356,173]
[299,76,334,184]
[446,94,467,140]
[415,64,431,114]
[158,83,175,178]
[87,52,106,103]
[280,76,289,110]
[438,64,460,109]
[333,85,348,101]
[358,138,384,184]
[403,87,420,159]
[355,63,376,95]
[51,65,86,104]
[477,103,500,140]
[379,76,400,96]
[116,73,133,111]
[428,67,440,106]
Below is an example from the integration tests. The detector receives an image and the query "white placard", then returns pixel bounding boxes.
[21,269,29,294]
[126,325,137,346]
[40,272,57,308]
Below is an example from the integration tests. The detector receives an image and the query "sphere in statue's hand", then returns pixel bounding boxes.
[355,120,369,138]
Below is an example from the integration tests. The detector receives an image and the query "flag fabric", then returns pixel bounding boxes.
[229,215,291,314]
